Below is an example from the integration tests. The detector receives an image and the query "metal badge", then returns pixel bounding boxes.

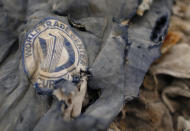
[22,18,88,89]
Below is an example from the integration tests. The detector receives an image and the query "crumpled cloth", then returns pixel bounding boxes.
[0,0,173,130]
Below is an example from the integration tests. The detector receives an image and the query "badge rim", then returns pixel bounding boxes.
[22,17,88,83]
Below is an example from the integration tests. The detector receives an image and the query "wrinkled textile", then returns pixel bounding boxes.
[149,43,190,130]
[109,0,190,130]
[0,0,173,130]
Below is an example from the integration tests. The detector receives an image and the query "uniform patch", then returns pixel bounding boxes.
[22,18,88,89]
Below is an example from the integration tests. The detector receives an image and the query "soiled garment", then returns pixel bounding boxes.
[0,0,173,130]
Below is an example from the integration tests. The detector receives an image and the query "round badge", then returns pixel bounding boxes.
[22,18,88,89]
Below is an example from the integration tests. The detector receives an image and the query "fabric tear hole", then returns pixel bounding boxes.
[150,15,168,43]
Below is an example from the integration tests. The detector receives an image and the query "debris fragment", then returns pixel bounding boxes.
[161,31,182,54]
[137,0,153,16]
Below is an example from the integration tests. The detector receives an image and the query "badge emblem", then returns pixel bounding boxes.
[22,18,88,89]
